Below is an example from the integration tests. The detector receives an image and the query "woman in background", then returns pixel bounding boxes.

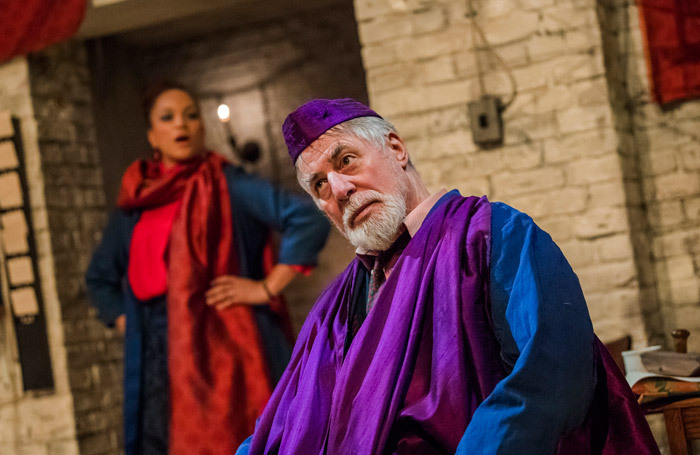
[85,81,329,455]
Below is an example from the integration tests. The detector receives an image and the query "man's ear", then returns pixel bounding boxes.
[387,132,409,169]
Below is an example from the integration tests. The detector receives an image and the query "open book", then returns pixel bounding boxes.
[626,364,700,405]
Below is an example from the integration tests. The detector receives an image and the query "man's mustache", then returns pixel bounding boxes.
[343,191,384,228]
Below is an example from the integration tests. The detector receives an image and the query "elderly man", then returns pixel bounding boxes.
[237,99,659,455]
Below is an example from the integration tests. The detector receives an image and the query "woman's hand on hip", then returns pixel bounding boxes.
[205,275,269,310]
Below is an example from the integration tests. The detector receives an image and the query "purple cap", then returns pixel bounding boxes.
[283,98,382,164]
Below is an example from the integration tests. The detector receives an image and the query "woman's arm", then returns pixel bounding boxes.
[227,167,330,267]
[205,264,298,309]
[85,211,130,329]
[205,167,330,309]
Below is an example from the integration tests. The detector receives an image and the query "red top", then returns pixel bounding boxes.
[125,161,311,301]
[126,163,182,301]
[128,197,183,301]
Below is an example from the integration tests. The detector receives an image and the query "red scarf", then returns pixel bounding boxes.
[118,152,273,454]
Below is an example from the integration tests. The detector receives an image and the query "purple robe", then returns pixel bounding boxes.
[248,194,659,454]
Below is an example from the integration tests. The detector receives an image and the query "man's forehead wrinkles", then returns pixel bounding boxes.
[298,136,350,177]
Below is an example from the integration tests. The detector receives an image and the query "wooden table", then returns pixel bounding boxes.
[654,397,700,455]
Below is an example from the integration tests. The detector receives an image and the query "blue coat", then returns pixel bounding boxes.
[86,164,330,454]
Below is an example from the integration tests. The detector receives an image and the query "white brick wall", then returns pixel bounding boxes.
[356,0,652,347]
[356,3,700,448]
[0,57,78,455]
[600,0,700,359]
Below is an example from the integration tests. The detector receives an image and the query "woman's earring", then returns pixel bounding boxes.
[153,149,162,161]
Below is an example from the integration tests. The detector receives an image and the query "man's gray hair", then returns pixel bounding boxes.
[326,116,398,150]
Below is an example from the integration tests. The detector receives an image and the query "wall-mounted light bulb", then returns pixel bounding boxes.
[217,104,230,123]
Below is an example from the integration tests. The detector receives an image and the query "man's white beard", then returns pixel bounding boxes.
[342,189,407,252]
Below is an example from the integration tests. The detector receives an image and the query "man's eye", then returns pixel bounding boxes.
[314,179,327,192]
[340,155,354,167]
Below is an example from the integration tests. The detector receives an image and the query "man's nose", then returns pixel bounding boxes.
[327,173,355,201]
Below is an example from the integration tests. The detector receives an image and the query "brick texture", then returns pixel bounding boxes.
[0,56,80,455]
[355,0,649,345]
[1,0,698,452]
[26,42,121,455]
[598,0,700,354]
[354,0,700,449]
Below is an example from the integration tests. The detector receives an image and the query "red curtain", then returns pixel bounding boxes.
[0,0,86,63]
[638,0,700,104]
